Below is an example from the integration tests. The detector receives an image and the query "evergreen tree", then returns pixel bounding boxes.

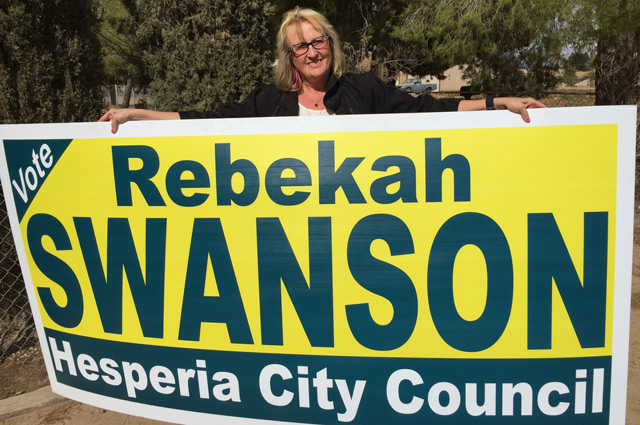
[0,0,104,123]
[131,0,274,112]
[387,0,567,95]
[99,0,145,108]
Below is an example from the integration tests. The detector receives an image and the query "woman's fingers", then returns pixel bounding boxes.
[98,108,128,133]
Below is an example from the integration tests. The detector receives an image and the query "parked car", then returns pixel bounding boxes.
[396,78,437,94]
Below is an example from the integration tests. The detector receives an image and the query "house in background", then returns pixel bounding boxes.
[437,66,469,92]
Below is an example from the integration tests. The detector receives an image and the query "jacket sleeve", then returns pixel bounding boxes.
[178,85,287,119]
[416,92,462,112]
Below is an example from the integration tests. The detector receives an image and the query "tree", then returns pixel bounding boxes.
[99,0,145,108]
[562,61,578,86]
[0,0,105,123]
[566,51,591,72]
[130,0,274,112]
[385,0,568,94]
[566,0,640,105]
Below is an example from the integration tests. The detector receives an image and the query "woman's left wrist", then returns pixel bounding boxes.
[485,96,495,110]
[493,97,508,110]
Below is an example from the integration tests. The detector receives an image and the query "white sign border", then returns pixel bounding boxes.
[0,106,636,424]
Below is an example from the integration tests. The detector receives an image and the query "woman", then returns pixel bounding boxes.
[100,7,545,133]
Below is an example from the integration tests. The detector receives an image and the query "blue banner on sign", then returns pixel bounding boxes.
[45,329,611,425]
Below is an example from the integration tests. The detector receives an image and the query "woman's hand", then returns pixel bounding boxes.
[495,97,546,123]
[98,108,180,133]
[98,108,133,134]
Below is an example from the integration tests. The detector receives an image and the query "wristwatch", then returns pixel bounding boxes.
[486,96,496,110]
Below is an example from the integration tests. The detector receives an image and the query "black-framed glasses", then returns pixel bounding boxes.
[288,35,330,57]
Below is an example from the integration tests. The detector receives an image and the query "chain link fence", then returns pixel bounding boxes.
[0,189,35,361]
[431,90,596,107]
[0,91,599,362]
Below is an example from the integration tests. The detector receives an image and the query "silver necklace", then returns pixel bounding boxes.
[302,88,324,108]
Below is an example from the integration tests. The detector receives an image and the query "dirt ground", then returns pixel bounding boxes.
[1,231,640,424]
[0,397,171,425]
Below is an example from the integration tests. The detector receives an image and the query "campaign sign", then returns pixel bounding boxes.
[0,106,636,424]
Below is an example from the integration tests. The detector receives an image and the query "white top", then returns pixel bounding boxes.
[298,103,335,116]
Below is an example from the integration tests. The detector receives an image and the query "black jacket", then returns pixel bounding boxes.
[179,73,461,119]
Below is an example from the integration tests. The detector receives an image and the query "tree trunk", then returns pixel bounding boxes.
[595,28,640,195]
[121,78,133,108]
[594,28,640,106]
[109,85,117,106]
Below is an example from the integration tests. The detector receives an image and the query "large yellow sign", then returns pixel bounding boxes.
[0,107,636,424]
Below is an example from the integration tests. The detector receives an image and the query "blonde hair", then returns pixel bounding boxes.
[275,7,345,92]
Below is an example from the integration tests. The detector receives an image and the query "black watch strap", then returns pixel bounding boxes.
[486,96,496,110]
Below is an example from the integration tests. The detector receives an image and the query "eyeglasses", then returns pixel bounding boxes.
[288,35,330,57]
